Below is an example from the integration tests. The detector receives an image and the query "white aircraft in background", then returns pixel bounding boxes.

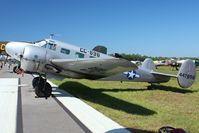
[5,39,196,98]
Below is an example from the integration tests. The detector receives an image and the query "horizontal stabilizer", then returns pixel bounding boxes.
[151,59,196,88]
[151,71,177,78]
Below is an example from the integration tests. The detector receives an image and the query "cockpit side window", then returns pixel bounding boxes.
[46,43,56,51]
[41,44,47,48]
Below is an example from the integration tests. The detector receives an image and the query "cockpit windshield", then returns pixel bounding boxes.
[33,39,57,51]
[33,40,47,47]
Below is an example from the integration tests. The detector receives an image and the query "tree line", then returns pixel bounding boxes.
[112,53,199,61]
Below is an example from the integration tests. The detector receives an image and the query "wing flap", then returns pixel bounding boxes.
[51,58,137,77]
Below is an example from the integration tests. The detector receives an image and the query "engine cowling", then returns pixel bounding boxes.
[21,45,47,72]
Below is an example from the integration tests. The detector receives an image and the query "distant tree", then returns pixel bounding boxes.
[110,53,199,61]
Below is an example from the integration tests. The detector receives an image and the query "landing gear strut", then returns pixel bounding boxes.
[147,83,156,90]
[13,65,24,74]
[13,66,18,73]
[32,76,52,98]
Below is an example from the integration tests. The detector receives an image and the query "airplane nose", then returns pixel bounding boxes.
[5,41,32,60]
[5,42,15,56]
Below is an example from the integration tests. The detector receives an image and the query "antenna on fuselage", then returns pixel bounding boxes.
[50,34,54,39]
[49,33,61,39]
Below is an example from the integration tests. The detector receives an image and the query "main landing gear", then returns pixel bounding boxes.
[32,76,52,98]
[147,83,157,90]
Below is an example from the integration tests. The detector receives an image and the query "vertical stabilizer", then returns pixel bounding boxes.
[93,45,107,54]
[177,59,196,88]
[142,58,155,71]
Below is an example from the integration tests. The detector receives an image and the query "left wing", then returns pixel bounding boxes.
[50,58,137,78]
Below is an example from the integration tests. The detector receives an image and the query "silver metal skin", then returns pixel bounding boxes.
[5,39,196,88]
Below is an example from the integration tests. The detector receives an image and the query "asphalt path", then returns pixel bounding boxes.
[0,65,86,133]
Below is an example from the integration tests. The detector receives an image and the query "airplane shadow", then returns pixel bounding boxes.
[82,85,196,94]
[58,81,156,116]
[151,85,196,94]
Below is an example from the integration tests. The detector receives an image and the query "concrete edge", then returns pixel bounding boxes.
[48,81,131,133]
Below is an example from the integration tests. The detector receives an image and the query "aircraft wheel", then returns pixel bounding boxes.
[35,80,45,97]
[147,85,153,90]
[32,77,40,88]
[13,66,18,73]
[44,82,52,98]
[35,81,52,98]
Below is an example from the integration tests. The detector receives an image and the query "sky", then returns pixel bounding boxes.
[0,0,199,57]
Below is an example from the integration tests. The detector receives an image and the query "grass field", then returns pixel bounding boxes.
[52,66,199,133]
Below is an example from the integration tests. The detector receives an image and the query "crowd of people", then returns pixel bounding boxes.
[0,58,13,70]
[0,61,3,69]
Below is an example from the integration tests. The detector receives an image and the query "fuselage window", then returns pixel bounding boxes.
[60,48,70,55]
[75,52,84,58]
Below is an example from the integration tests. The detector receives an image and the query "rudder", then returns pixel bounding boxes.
[177,59,196,88]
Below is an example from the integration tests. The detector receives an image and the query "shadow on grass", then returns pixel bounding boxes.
[97,88,149,92]
[81,85,196,94]
[58,81,156,116]
[152,85,196,94]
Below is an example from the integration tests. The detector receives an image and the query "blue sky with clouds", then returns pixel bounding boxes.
[0,0,198,57]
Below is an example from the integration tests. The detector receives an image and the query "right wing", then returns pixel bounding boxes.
[50,58,137,78]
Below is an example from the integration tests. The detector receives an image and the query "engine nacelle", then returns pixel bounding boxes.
[21,45,47,72]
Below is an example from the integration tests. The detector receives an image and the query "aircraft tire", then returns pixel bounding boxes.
[32,77,40,88]
[35,79,45,97]
[44,82,52,98]
[35,81,52,98]
[147,85,153,90]
[13,66,17,73]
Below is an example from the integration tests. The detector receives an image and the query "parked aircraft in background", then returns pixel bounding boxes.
[154,60,168,66]
[131,60,141,65]
[5,39,196,98]
[0,41,8,54]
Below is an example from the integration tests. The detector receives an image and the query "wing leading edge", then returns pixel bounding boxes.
[50,58,137,78]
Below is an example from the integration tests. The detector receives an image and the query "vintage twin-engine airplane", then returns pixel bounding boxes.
[5,39,196,98]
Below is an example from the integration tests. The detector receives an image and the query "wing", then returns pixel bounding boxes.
[50,58,137,78]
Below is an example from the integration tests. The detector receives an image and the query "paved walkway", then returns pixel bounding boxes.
[0,64,131,133]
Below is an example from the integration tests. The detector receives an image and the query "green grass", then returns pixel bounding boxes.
[52,66,199,133]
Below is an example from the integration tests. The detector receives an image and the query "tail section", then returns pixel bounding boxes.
[177,59,196,88]
[93,45,107,54]
[142,58,155,71]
